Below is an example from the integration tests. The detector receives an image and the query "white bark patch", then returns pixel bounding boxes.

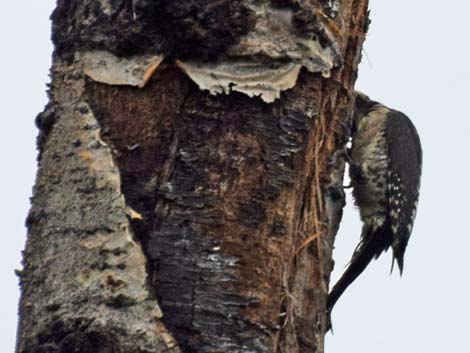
[176,60,302,103]
[76,102,158,305]
[83,51,164,88]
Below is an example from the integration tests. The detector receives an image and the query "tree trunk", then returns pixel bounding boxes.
[17,1,369,352]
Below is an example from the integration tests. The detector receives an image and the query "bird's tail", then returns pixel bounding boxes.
[327,226,390,313]
[391,238,408,275]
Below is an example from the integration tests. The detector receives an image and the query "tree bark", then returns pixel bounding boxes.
[17,1,369,352]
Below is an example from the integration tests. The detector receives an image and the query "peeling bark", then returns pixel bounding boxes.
[17,1,369,352]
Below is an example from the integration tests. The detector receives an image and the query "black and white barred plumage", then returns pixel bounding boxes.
[327,92,422,314]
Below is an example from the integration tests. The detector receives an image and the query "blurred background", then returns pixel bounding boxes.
[1,1,467,352]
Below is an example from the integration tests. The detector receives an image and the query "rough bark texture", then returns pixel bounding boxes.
[17,1,369,353]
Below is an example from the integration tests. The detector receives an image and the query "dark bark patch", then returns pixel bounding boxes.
[86,70,317,352]
[86,68,189,246]
[134,0,255,59]
[51,0,254,60]
[51,0,150,59]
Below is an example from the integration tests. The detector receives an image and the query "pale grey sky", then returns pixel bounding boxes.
[1,1,467,352]
[0,1,54,352]
[328,1,470,352]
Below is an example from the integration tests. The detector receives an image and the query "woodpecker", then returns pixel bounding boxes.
[327,92,422,315]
